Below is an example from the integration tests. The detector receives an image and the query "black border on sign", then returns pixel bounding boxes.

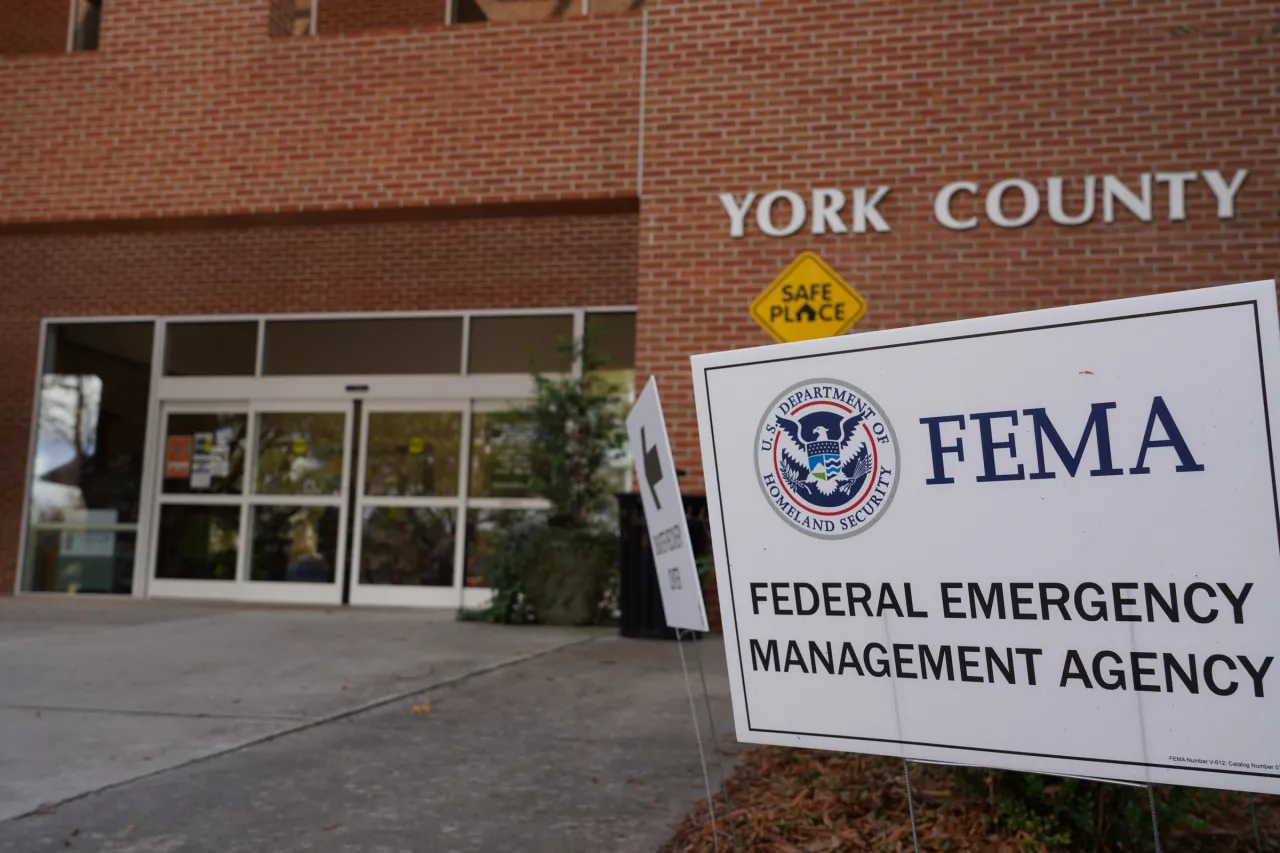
[703,298,1280,781]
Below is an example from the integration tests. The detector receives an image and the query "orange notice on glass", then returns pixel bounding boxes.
[165,436,193,478]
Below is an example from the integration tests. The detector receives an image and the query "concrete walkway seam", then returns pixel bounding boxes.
[4,630,607,825]
[0,704,309,723]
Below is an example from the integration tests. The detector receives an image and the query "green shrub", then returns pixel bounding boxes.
[460,335,628,626]
[952,767,1208,851]
[476,519,618,626]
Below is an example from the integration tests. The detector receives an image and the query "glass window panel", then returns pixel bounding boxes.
[155,506,240,581]
[263,318,462,376]
[165,322,258,377]
[584,312,635,371]
[25,322,153,594]
[25,530,137,594]
[463,509,546,588]
[71,0,102,51]
[588,0,644,14]
[468,315,573,374]
[364,411,462,497]
[360,507,457,587]
[582,315,636,510]
[589,368,635,404]
[318,0,444,34]
[583,364,635,508]
[254,412,346,496]
[596,401,632,507]
[31,374,107,527]
[250,505,339,583]
[268,0,313,36]
[451,0,587,24]
[162,413,248,495]
[292,0,313,34]
[30,323,154,527]
[468,410,536,498]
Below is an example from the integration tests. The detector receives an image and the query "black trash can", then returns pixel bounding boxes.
[616,492,712,640]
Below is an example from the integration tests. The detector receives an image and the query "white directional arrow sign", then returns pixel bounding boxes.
[626,377,709,632]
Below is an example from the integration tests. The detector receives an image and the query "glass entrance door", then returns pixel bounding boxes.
[150,403,248,600]
[147,397,555,608]
[148,400,352,605]
[245,403,352,604]
[349,403,466,607]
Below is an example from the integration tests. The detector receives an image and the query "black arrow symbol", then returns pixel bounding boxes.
[641,426,663,511]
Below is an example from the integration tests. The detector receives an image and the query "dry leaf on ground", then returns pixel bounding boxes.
[658,747,1280,853]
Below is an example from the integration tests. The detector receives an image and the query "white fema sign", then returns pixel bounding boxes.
[692,280,1280,795]
[627,377,709,632]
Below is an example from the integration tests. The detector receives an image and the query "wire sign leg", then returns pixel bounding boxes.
[1250,793,1263,852]
[904,758,921,853]
[677,630,721,853]
[693,632,741,853]
[1147,784,1163,853]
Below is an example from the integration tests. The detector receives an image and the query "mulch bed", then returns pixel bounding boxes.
[660,747,1279,853]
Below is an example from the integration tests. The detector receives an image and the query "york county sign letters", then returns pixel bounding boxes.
[692,281,1280,795]
[626,377,709,632]
[750,252,867,343]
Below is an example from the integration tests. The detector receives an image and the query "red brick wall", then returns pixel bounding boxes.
[4,0,1280,593]
[0,210,638,593]
[320,0,450,34]
[0,0,67,55]
[0,1,642,223]
[636,0,1280,488]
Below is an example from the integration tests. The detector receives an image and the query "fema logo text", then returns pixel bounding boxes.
[756,380,899,539]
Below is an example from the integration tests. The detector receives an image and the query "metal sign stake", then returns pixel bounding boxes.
[1146,784,1163,853]
[692,632,742,853]
[903,759,921,853]
[625,380,723,845]
[677,629,721,852]
[1250,793,1263,852]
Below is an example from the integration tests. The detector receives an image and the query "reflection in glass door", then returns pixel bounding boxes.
[350,404,465,607]
[147,397,567,608]
[148,401,351,605]
[462,402,548,600]
[246,404,351,603]
[149,404,248,599]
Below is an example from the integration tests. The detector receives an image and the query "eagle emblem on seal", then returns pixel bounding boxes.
[773,409,873,506]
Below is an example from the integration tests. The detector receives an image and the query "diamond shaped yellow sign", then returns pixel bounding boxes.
[750,252,867,343]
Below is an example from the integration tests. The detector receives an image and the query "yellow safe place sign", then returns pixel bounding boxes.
[749,252,867,343]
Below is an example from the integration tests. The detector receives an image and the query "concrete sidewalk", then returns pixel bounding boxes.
[0,598,599,822]
[0,598,736,852]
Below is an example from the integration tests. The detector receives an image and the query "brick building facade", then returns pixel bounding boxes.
[2,0,1277,602]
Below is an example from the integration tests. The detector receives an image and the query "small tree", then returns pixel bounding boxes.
[462,335,630,625]
[526,339,628,527]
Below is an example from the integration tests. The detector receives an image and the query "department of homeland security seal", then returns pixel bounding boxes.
[756,379,899,539]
